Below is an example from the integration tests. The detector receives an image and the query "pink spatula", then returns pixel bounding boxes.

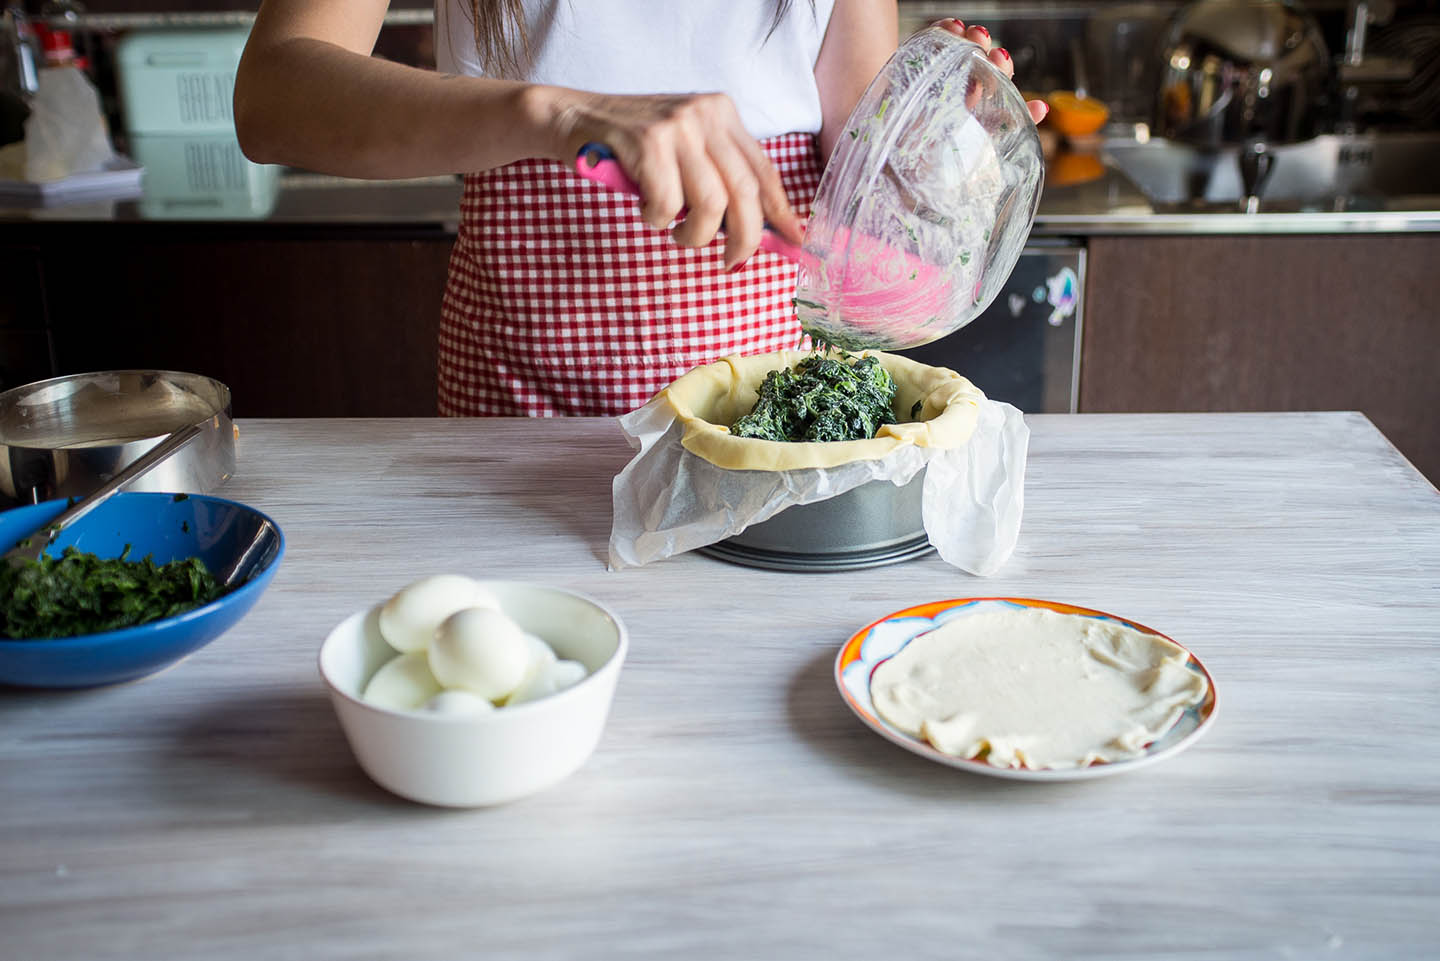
[574,142,811,266]
[574,142,951,349]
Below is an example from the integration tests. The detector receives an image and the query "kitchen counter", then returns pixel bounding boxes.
[0,172,466,234]
[1037,166,1440,234]
[6,162,1440,236]
[2,411,1438,959]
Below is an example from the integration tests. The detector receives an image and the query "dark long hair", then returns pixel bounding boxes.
[466,0,813,78]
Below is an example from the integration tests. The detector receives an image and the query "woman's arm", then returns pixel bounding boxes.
[812,0,898,163]
[234,0,556,178]
[235,0,801,265]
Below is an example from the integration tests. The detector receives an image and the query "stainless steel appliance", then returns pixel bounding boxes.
[1155,0,1330,210]
[896,241,1084,414]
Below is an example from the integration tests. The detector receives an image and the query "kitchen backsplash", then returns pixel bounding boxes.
[19,0,1439,136]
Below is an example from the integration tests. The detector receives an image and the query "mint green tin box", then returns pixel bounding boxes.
[115,27,251,136]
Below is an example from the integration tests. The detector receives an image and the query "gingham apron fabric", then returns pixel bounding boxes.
[438,132,822,417]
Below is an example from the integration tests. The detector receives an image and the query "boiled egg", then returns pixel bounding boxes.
[421,689,497,716]
[506,658,588,706]
[428,606,533,701]
[378,574,498,653]
[362,651,442,711]
[524,631,557,671]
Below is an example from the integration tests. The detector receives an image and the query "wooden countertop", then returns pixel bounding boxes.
[3,412,1438,959]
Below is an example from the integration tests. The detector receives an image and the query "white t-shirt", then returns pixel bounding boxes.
[433,0,837,140]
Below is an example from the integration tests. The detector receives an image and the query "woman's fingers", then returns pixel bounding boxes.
[693,134,797,268]
[667,98,785,266]
[987,45,1012,78]
[568,91,795,266]
[629,126,686,231]
[734,133,802,245]
[934,18,993,51]
[669,132,731,253]
[705,139,772,269]
[933,19,1047,127]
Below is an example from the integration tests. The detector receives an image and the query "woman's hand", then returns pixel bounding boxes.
[934,19,1049,125]
[535,87,803,270]
[527,19,1047,271]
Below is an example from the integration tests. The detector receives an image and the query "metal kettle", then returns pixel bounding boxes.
[1156,0,1330,208]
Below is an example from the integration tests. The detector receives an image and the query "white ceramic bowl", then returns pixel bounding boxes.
[318,581,627,807]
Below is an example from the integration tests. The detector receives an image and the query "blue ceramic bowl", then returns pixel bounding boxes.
[0,492,284,688]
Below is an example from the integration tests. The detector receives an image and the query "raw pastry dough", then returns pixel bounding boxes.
[870,605,1210,770]
[660,350,984,471]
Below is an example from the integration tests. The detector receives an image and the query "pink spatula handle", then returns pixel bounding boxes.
[757,230,807,264]
[575,142,809,268]
[575,142,642,195]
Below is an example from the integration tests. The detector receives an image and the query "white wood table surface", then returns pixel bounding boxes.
[3,411,1438,960]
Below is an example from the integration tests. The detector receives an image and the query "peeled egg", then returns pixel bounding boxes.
[422,689,497,716]
[524,631,558,671]
[428,606,532,701]
[506,658,589,706]
[362,652,442,711]
[378,574,498,653]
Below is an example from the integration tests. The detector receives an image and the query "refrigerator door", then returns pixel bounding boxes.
[895,243,1084,413]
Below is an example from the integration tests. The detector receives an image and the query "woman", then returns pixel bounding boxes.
[235,2,1045,416]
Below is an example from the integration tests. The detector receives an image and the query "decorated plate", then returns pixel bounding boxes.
[834,597,1218,781]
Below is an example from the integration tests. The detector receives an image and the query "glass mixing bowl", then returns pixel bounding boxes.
[797,26,1045,350]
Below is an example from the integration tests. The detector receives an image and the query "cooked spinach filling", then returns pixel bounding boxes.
[730,353,900,443]
[0,546,226,640]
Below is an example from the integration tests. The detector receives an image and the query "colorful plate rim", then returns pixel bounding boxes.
[833,597,1219,782]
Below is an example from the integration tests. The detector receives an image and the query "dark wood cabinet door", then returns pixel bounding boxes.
[0,245,47,330]
[1082,234,1440,483]
[46,231,452,418]
[0,245,54,390]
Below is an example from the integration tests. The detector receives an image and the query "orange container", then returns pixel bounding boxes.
[1045,91,1110,138]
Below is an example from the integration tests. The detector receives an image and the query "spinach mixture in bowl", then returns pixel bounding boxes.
[0,547,226,640]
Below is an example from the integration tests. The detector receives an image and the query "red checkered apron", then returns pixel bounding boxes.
[438,132,822,416]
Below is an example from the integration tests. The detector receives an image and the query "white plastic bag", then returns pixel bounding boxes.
[608,394,1027,575]
[22,66,114,182]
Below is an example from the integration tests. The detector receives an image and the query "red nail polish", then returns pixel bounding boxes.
[974,25,990,39]
[951,19,965,30]
[999,47,1011,61]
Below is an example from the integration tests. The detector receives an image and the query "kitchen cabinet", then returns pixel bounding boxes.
[38,227,451,417]
[7,214,1437,483]
[0,244,55,392]
[898,241,1083,414]
[1080,233,1440,482]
